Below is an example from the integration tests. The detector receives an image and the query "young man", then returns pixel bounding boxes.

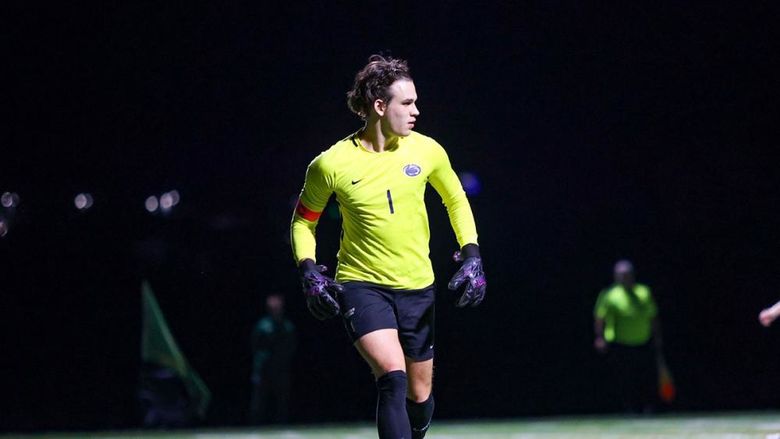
[594,260,662,413]
[290,55,486,439]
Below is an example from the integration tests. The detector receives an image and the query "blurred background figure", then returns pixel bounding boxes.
[249,293,297,425]
[759,300,780,327]
[593,260,665,414]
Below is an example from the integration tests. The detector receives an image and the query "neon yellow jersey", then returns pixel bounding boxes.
[594,283,657,346]
[291,130,479,290]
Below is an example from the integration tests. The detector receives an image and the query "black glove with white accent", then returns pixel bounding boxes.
[299,259,343,320]
[448,244,487,307]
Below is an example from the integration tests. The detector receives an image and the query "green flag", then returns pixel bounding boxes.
[141,280,211,418]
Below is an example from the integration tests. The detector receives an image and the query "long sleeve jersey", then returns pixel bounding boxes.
[291,130,478,290]
[594,283,658,346]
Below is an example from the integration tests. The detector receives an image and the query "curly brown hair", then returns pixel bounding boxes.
[346,54,413,120]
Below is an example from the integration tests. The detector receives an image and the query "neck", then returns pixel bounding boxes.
[359,119,397,152]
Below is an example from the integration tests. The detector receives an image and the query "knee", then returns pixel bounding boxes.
[371,360,407,379]
[407,378,432,403]
[376,370,408,397]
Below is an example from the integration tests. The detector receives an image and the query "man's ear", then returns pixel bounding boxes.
[373,99,386,117]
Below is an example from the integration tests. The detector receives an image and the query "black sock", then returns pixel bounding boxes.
[406,394,434,439]
[376,370,412,439]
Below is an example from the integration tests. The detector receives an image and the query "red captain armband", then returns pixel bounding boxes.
[295,199,322,222]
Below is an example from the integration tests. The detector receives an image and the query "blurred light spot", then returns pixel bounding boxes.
[168,190,180,206]
[459,172,482,196]
[1,192,20,208]
[74,193,94,210]
[160,192,174,210]
[0,219,7,237]
[159,190,180,211]
[145,196,159,212]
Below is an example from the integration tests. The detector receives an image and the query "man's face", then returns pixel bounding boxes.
[267,295,284,319]
[378,79,420,137]
[613,260,635,286]
[615,270,635,285]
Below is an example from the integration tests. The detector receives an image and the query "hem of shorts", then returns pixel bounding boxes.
[341,279,435,293]
[348,323,399,343]
[403,349,435,362]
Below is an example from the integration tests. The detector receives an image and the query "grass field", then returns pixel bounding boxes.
[5,412,780,439]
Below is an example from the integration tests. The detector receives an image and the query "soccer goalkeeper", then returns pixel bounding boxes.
[290,54,486,439]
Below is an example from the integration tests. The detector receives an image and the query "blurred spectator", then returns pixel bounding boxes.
[249,293,297,424]
[594,260,663,413]
[759,300,780,327]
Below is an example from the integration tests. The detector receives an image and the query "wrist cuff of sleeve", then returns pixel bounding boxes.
[461,243,480,259]
[298,258,317,273]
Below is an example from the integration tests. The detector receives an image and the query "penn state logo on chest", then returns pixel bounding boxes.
[403,163,422,177]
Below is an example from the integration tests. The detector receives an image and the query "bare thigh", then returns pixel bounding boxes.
[355,328,407,378]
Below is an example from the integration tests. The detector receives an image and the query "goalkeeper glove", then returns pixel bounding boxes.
[448,244,486,307]
[299,259,343,320]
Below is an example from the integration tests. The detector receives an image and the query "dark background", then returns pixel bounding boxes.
[2,1,779,432]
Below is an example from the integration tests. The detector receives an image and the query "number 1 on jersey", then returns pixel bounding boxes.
[386,189,395,214]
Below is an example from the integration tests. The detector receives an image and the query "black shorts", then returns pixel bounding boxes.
[338,281,435,361]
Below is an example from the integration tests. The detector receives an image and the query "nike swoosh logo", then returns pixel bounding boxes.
[351,179,363,185]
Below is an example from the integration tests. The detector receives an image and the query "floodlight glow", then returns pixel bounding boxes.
[2,192,20,208]
[145,196,159,212]
[74,193,94,210]
[0,219,7,237]
[168,190,180,206]
[159,193,174,210]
